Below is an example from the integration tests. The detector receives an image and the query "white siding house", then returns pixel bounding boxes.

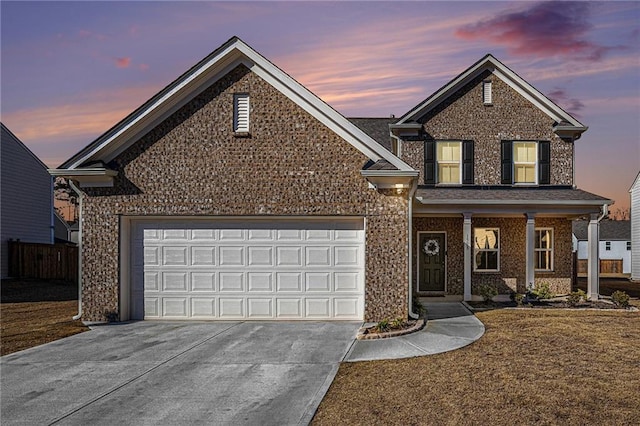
[631,172,640,281]
[1,123,54,278]
[574,219,631,276]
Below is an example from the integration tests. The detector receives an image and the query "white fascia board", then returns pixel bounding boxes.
[397,55,584,128]
[389,123,422,129]
[48,168,117,188]
[360,170,419,177]
[629,171,640,192]
[415,197,611,206]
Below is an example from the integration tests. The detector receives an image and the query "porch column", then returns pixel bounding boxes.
[463,213,472,301]
[525,213,536,291]
[587,212,600,300]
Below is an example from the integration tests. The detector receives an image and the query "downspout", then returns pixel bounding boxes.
[69,180,83,321]
[407,178,419,319]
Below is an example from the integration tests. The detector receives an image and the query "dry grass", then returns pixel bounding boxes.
[1,280,88,356]
[313,310,640,426]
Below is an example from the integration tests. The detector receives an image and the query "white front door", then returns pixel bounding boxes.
[130,218,365,320]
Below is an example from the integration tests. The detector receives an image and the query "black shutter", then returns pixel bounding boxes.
[538,141,551,184]
[424,140,436,184]
[462,140,474,184]
[501,141,513,184]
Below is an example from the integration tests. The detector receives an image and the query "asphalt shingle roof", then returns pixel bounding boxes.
[415,187,611,203]
[573,220,630,241]
[348,117,397,152]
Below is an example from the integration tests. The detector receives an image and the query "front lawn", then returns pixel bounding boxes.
[1,280,88,356]
[313,309,640,425]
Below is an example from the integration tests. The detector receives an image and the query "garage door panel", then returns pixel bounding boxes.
[191,247,216,266]
[191,272,215,291]
[134,219,364,320]
[219,298,244,318]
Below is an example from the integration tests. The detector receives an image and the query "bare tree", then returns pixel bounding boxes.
[54,178,78,222]
[607,207,630,221]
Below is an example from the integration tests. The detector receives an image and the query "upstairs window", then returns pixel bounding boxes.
[501,140,550,185]
[233,94,250,133]
[425,140,474,185]
[513,142,537,184]
[483,81,492,104]
[437,141,461,184]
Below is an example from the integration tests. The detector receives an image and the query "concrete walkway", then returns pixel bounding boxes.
[345,302,484,362]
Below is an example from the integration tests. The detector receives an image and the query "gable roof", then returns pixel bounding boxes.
[396,54,586,133]
[573,219,630,241]
[630,171,640,192]
[58,37,413,173]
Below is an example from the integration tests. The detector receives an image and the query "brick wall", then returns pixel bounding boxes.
[402,70,574,186]
[80,65,409,322]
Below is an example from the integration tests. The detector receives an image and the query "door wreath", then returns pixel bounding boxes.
[423,239,440,256]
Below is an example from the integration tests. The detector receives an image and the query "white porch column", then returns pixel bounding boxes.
[587,212,600,300]
[463,213,472,301]
[525,213,536,292]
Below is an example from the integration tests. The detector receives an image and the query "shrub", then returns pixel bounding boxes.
[567,289,586,307]
[479,284,498,302]
[532,282,554,300]
[391,318,405,329]
[515,293,525,307]
[375,318,390,332]
[412,297,426,316]
[611,291,630,308]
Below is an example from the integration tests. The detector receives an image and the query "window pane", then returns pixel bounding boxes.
[514,142,536,162]
[515,165,535,183]
[437,142,460,161]
[536,230,552,249]
[438,164,460,184]
[486,251,498,270]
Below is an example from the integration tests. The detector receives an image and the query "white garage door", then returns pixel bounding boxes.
[130,219,364,320]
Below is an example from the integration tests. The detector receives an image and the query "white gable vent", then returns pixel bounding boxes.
[233,93,250,133]
[483,81,492,105]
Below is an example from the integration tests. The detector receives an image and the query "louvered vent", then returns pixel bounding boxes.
[483,81,492,104]
[234,94,250,132]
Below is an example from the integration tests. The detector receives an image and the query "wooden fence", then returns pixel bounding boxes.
[577,258,624,275]
[7,240,78,282]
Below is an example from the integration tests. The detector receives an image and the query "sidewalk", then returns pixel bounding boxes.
[344,302,484,362]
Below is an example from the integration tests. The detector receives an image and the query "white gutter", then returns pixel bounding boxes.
[68,180,83,321]
[407,179,419,319]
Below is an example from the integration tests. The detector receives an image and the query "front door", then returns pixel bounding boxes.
[418,232,446,293]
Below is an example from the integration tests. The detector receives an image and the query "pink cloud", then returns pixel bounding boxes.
[456,1,615,61]
[115,57,131,68]
[547,88,584,119]
[138,63,149,71]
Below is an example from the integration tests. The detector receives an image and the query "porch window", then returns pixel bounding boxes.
[513,142,537,184]
[535,228,553,271]
[474,227,499,271]
[437,141,461,184]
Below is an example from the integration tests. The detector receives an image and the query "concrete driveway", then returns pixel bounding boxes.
[1,321,360,425]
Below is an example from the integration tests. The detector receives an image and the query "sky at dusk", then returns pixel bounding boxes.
[1,1,639,211]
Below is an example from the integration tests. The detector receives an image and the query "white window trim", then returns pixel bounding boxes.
[473,227,500,272]
[513,141,538,185]
[233,93,250,133]
[436,140,462,185]
[534,228,554,272]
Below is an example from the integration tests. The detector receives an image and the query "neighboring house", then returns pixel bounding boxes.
[1,123,54,278]
[631,172,640,281]
[49,37,610,323]
[573,220,631,277]
[54,211,76,244]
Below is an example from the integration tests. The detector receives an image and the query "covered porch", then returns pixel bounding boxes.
[411,187,611,301]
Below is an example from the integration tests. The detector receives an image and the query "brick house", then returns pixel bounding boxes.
[50,38,609,323]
